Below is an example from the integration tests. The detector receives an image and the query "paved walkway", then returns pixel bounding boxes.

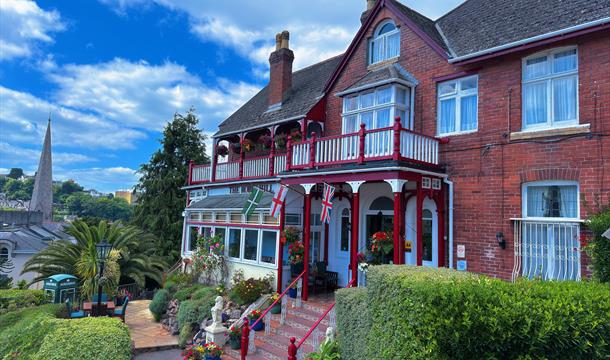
[126,300,179,351]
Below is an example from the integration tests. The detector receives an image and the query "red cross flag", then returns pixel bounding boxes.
[269,184,288,218]
[320,183,336,224]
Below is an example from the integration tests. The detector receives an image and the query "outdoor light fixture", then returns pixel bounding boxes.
[496,232,506,249]
[95,239,113,316]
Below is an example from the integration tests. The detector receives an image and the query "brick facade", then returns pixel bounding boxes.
[324,9,610,279]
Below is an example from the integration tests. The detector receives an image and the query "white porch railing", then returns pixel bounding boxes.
[314,134,359,165]
[274,154,287,173]
[400,129,439,165]
[511,218,582,282]
[243,157,269,178]
[190,164,211,183]
[292,142,310,167]
[215,161,239,180]
[364,128,393,159]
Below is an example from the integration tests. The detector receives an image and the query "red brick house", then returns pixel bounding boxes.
[181,0,610,297]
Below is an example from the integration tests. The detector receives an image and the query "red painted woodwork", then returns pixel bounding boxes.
[185,221,280,230]
[303,192,312,301]
[416,179,423,266]
[187,160,193,185]
[358,123,366,164]
[350,191,360,285]
[277,204,286,293]
[393,116,402,161]
[240,318,250,360]
[268,141,275,176]
[288,337,297,360]
[437,186,446,267]
[309,132,316,168]
[393,191,402,264]
[286,136,293,171]
[324,222,329,265]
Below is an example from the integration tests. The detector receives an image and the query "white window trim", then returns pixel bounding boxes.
[369,20,400,65]
[226,227,243,260]
[342,85,411,134]
[437,75,479,136]
[521,46,579,131]
[224,226,279,269]
[521,180,580,221]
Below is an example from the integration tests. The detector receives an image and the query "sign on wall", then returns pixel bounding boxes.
[457,244,465,258]
[457,260,467,271]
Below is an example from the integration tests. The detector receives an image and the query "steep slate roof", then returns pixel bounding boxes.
[0,223,71,253]
[340,63,419,94]
[188,193,273,210]
[436,0,610,57]
[216,55,343,137]
[389,0,449,53]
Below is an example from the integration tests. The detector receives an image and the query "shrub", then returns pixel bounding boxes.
[176,300,199,329]
[191,286,216,301]
[336,265,610,360]
[335,287,370,360]
[585,207,610,282]
[164,272,192,292]
[178,324,193,348]
[174,284,205,302]
[0,289,49,313]
[149,289,171,321]
[0,304,62,359]
[37,317,131,360]
[229,274,273,305]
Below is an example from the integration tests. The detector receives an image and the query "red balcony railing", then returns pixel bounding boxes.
[187,117,440,185]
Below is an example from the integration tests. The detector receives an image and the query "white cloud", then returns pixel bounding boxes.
[0,0,65,60]
[46,58,260,132]
[55,166,140,193]
[0,142,94,167]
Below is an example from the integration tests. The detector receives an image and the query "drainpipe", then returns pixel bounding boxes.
[443,178,454,269]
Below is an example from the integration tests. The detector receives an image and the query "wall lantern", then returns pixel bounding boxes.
[496,232,506,249]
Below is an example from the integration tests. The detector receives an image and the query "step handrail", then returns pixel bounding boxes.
[288,278,356,359]
[241,269,307,360]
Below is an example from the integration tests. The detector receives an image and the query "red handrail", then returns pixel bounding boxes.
[288,279,356,359]
[240,269,306,360]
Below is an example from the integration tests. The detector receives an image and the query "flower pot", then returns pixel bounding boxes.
[229,337,241,350]
[249,319,264,331]
[290,262,304,276]
[221,313,229,323]
[270,303,281,314]
[205,356,221,360]
[288,288,297,298]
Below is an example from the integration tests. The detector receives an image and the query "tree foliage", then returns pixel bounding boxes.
[22,220,166,291]
[65,192,132,222]
[132,109,209,262]
[585,206,610,283]
[8,168,24,179]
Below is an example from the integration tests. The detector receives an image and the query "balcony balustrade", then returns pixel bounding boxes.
[188,117,441,185]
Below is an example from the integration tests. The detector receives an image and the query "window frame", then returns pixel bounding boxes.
[521,180,580,221]
[0,247,9,260]
[521,46,579,131]
[437,75,479,136]
[368,20,400,65]
[342,85,411,134]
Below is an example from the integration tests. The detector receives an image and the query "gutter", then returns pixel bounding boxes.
[449,17,610,63]
[214,114,306,139]
[443,178,454,269]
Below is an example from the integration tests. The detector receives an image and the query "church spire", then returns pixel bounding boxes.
[30,118,53,222]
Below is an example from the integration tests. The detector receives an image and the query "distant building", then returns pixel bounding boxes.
[115,190,138,205]
[84,189,105,198]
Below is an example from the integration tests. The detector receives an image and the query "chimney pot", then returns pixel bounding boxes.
[275,33,282,50]
[367,0,376,10]
[280,30,290,49]
[268,30,294,108]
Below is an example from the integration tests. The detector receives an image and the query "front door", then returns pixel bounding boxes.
[329,206,351,287]
[406,197,439,266]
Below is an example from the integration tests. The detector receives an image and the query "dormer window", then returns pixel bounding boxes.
[369,20,400,65]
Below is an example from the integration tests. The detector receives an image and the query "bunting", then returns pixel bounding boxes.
[269,184,288,218]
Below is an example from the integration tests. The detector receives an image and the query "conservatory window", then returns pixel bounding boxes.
[342,85,411,133]
[369,20,400,64]
[228,228,242,259]
[243,229,259,261]
[522,47,578,130]
[261,231,278,264]
[437,75,478,135]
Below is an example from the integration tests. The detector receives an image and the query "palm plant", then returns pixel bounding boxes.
[22,220,167,296]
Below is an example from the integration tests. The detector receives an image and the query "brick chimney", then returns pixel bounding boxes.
[268,30,294,109]
[361,0,377,23]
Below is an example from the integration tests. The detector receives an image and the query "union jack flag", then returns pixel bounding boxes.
[320,183,335,224]
[269,184,288,218]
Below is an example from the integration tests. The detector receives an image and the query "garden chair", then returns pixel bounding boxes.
[92,293,108,302]
[65,300,85,319]
[113,296,129,322]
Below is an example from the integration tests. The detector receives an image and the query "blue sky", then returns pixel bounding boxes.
[0,0,463,193]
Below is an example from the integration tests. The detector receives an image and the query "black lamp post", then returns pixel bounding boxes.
[95,239,113,316]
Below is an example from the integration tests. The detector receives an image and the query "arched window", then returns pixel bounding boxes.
[369,196,394,211]
[422,209,433,262]
[0,247,8,260]
[369,20,400,64]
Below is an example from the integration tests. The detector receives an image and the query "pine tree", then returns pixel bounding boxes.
[132,109,209,262]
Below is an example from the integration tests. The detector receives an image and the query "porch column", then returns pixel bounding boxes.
[302,183,316,301]
[211,138,218,182]
[238,133,245,179]
[277,202,286,293]
[385,179,407,264]
[416,178,424,266]
[323,222,329,265]
[437,186,446,267]
[347,181,365,285]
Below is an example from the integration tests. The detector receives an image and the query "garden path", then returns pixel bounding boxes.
[126,300,179,352]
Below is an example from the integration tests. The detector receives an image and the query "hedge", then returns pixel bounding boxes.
[0,289,49,313]
[37,317,131,360]
[149,288,171,321]
[336,265,610,360]
[335,287,370,360]
[0,304,62,359]
[586,207,610,282]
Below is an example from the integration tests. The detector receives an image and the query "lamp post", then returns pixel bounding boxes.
[95,239,113,316]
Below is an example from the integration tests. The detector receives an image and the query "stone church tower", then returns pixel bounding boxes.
[30,119,53,222]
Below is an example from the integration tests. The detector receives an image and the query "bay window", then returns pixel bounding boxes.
[342,85,411,133]
[437,75,478,135]
[369,20,400,65]
[522,47,578,130]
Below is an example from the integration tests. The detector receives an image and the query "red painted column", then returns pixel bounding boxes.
[323,222,329,265]
[437,187,446,267]
[358,124,366,164]
[303,191,312,301]
[286,136,293,171]
[309,132,316,168]
[187,160,193,185]
[400,192,407,264]
[393,191,402,264]
[269,140,275,176]
[392,116,402,161]
[416,179,423,266]
[238,134,245,179]
[277,203,286,293]
[211,139,217,182]
[351,191,360,285]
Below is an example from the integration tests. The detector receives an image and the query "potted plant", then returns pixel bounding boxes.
[288,241,305,276]
[203,342,223,360]
[282,226,300,244]
[230,142,241,154]
[181,344,204,360]
[290,129,302,143]
[269,293,281,314]
[216,144,228,157]
[257,134,272,150]
[369,231,394,265]
[288,283,298,299]
[241,138,255,153]
[248,310,264,331]
[274,133,287,150]
[227,326,242,350]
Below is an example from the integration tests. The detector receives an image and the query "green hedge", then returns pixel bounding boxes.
[37,317,131,360]
[336,266,610,360]
[586,208,610,282]
[149,288,171,321]
[0,304,62,359]
[0,289,49,313]
[335,287,370,360]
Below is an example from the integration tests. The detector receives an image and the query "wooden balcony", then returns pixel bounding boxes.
[188,117,440,185]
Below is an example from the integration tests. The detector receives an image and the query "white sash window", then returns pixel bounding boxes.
[369,20,400,65]
[437,75,478,136]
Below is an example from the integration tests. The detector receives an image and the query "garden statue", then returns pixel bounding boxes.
[206,296,228,346]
